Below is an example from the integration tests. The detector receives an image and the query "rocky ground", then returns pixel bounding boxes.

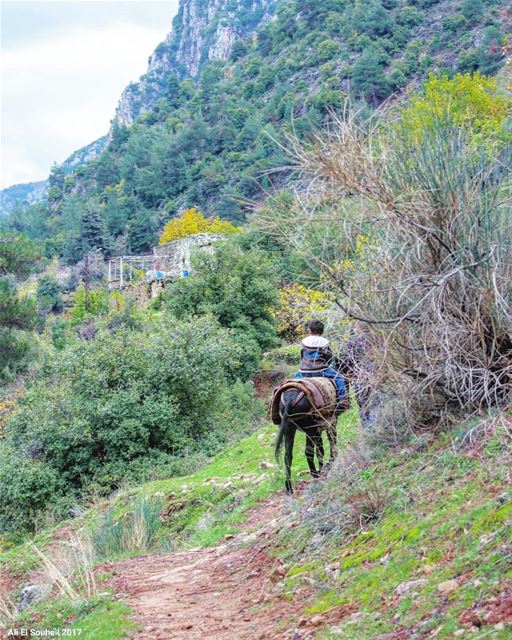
[102,491,349,639]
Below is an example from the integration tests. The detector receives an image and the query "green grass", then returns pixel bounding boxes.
[0,405,359,581]
[0,398,359,638]
[0,528,64,578]
[98,407,359,551]
[276,425,512,639]
[14,595,137,640]
[7,388,510,639]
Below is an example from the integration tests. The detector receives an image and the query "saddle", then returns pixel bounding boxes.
[270,377,337,425]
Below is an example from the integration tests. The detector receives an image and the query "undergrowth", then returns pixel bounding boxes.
[276,418,512,639]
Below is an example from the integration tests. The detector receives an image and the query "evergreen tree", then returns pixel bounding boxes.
[48,163,65,191]
[128,209,158,254]
[231,40,249,61]
[165,74,182,108]
[36,275,63,315]
[78,207,108,256]
[461,0,483,23]
[0,234,40,380]
[351,47,390,102]
[48,163,66,207]
[109,121,130,152]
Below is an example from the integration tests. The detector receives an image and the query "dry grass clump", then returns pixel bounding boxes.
[295,441,389,548]
[0,534,97,629]
[258,105,511,430]
[28,536,97,603]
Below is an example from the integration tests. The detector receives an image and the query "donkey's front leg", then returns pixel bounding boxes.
[313,430,324,472]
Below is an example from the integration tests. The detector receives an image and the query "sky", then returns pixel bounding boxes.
[1,0,180,188]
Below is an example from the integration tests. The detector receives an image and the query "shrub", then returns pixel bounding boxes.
[0,233,42,277]
[159,208,240,244]
[3,315,260,534]
[164,240,280,355]
[271,284,332,340]
[69,286,110,323]
[259,78,512,429]
[442,14,467,33]
[401,73,512,148]
[461,0,483,23]
[37,275,63,315]
[0,443,64,538]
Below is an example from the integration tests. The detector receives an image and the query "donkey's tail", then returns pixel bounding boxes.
[275,400,290,462]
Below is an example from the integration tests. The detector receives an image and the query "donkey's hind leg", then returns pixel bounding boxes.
[327,416,338,462]
[304,432,319,478]
[312,430,324,473]
[284,423,296,494]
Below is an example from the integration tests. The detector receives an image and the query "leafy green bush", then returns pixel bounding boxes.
[164,240,280,360]
[3,315,260,535]
[37,275,63,316]
[69,286,110,323]
[0,443,65,538]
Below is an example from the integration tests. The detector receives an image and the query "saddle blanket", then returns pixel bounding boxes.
[270,377,337,425]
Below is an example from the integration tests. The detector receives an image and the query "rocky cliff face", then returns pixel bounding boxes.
[114,0,275,126]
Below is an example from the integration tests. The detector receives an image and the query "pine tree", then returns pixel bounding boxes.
[351,48,390,102]
[461,0,483,23]
[128,209,158,254]
[0,234,39,380]
[78,207,107,255]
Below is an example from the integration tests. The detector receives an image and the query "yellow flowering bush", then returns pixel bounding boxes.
[401,72,512,147]
[272,284,332,340]
[0,396,17,439]
[159,208,239,245]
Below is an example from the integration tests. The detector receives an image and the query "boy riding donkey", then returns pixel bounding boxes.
[272,318,348,492]
[295,319,348,415]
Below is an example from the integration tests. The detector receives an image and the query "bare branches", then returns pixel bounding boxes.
[256,102,512,428]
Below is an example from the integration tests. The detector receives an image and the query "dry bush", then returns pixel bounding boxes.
[257,104,512,429]
[295,441,389,548]
[29,534,97,603]
[0,594,17,630]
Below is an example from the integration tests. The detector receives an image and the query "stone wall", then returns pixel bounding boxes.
[153,233,223,276]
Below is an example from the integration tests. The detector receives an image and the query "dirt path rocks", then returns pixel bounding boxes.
[106,494,324,639]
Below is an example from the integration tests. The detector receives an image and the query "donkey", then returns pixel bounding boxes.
[275,388,338,493]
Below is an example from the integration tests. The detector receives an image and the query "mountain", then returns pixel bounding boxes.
[1,0,510,257]
[0,0,274,216]
[0,136,108,216]
[0,180,48,217]
[115,0,275,126]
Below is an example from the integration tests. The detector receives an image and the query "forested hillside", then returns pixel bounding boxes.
[2,0,510,262]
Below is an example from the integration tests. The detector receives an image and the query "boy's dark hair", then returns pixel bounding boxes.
[308,319,324,335]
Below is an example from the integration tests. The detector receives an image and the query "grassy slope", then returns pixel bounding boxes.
[2,397,510,639]
[277,420,512,638]
[1,402,354,636]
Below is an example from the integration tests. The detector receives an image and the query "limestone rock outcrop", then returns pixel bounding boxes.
[114,0,275,126]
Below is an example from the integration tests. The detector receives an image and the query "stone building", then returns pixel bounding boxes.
[108,232,223,291]
[153,232,223,276]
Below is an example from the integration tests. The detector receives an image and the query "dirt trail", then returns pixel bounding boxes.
[106,491,336,640]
